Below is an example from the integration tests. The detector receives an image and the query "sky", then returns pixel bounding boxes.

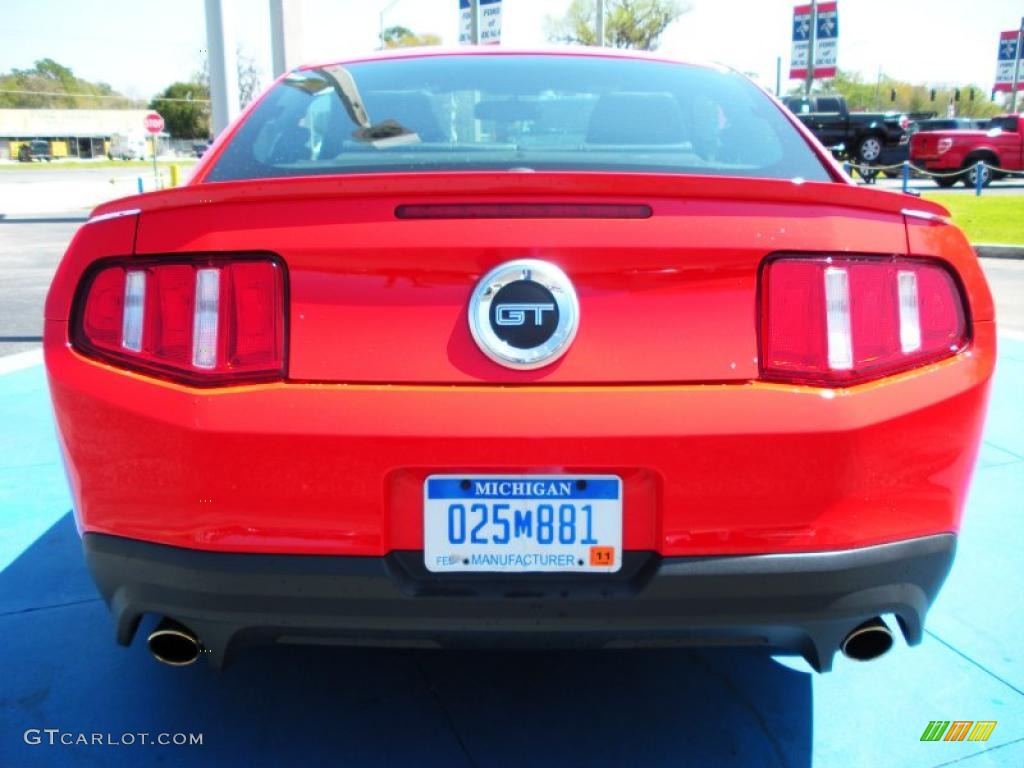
[0,0,1019,104]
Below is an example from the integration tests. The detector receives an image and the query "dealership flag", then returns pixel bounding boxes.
[790,2,839,80]
[459,0,502,45]
[994,30,1023,92]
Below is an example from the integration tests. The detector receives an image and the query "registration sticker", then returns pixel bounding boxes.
[424,475,622,573]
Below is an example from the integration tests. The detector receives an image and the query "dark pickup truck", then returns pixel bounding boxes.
[782,95,909,164]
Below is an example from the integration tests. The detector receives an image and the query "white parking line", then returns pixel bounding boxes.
[0,348,43,375]
[1000,330,1024,343]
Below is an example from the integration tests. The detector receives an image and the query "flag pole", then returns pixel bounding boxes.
[1011,16,1023,113]
[470,0,480,45]
[804,0,817,97]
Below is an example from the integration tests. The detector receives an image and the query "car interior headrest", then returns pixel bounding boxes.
[585,92,687,145]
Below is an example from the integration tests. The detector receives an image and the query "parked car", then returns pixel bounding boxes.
[911,114,1022,187]
[46,49,994,673]
[18,139,52,162]
[192,140,212,158]
[781,94,908,164]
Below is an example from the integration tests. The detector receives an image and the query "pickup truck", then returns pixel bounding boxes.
[910,115,1023,188]
[108,133,149,161]
[781,95,909,164]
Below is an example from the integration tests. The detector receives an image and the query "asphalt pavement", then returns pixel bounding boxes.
[868,175,1024,197]
[0,165,180,217]
[0,219,75,356]
[980,259,1024,336]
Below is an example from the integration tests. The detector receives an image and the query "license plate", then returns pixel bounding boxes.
[424,475,622,573]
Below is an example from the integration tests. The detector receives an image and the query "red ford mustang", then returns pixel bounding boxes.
[45,48,994,671]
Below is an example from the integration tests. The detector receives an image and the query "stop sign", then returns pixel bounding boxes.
[143,112,165,134]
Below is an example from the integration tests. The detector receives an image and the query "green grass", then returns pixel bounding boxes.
[0,159,198,171]
[922,193,1024,245]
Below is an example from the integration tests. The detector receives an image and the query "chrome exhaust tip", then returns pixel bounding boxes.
[147,618,201,666]
[841,617,894,662]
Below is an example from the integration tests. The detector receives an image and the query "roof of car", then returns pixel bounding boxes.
[296,45,724,75]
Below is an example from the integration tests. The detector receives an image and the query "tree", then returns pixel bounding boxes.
[788,69,1004,119]
[149,82,209,139]
[381,25,442,48]
[32,58,76,89]
[193,46,264,114]
[547,0,689,50]
[235,48,263,109]
[0,58,139,108]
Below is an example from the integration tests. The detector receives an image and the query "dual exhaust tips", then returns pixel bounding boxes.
[144,614,895,667]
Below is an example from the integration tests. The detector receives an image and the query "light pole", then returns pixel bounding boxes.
[204,0,240,137]
[269,0,303,77]
[379,0,401,49]
[469,0,480,45]
[1011,16,1023,113]
[804,0,817,97]
[596,0,605,47]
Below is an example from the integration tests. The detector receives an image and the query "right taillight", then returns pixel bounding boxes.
[72,255,285,385]
[760,256,968,386]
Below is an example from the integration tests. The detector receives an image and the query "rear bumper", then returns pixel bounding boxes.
[85,531,956,672]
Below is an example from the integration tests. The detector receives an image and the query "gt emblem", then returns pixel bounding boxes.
[494,303,556,327]
[468,259,580,370]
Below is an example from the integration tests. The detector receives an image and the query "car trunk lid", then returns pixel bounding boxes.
[128,172,914,384]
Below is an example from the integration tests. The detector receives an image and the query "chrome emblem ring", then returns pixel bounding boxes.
[468,259,580,370]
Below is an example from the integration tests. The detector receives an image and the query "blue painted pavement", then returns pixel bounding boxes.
[1,340,1022,767]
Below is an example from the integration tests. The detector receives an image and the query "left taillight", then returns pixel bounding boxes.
[72,256,285,385]
[760,255,968,386]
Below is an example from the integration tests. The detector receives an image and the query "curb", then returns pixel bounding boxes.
[974,244,1024,260]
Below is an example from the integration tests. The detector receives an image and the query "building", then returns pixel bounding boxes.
[0,108,160,160]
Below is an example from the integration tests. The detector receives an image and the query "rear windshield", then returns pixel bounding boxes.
[911,120,960,132]
[207,54,830,182]
[988,116,1018,133]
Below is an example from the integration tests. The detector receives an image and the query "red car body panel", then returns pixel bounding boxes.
[46,325,992,557]
[44,169,995,558]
